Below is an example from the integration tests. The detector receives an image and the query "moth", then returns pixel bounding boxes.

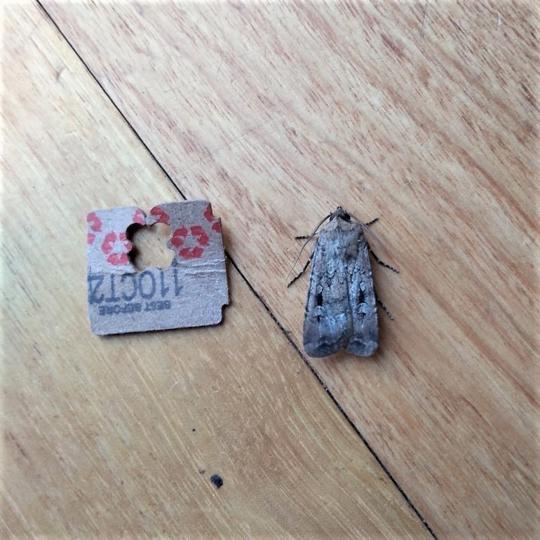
[288,207,398,358]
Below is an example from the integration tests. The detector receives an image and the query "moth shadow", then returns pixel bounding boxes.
[325,349,379,364]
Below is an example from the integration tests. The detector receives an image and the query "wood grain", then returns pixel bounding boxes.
[41,0,540,537]
[0,4,429,537]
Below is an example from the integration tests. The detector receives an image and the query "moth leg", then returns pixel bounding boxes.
[363,217,379,227]
[377,297,394,320]
[369,246,399,273]
[287,254,313,288]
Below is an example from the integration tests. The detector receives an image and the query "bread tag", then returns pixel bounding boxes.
[86,200,228,335]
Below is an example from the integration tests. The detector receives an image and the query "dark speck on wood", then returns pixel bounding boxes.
[210,474,223,489]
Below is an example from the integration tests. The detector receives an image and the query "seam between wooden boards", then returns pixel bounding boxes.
[35,2,437,537]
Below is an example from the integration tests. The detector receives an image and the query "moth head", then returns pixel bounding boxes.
[332,207,352,222]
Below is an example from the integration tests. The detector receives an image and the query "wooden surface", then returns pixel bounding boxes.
[0,3,428,538]
[2,1,538,538]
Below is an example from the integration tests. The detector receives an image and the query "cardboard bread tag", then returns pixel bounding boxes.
[86,200,228,335]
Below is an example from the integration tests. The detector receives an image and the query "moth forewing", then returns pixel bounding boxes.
[303,212,379,358]
[345,228,378,356]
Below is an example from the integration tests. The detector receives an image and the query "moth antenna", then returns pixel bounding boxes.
[286,237,315,284]
[286,211,332,284]
[287,254,313,288]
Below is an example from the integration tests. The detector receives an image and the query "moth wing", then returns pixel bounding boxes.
[346,236,378,356]
[303,232,354,357]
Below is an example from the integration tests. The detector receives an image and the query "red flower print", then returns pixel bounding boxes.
[133,209,146,225]
[171,224,209,259]
[150,206,170,225]
[190,225,209,246]
[86,212,102,246]
[204,203,222,233]
[204,204,214,222]
[101,231,132,265]
[87,212,102,232]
